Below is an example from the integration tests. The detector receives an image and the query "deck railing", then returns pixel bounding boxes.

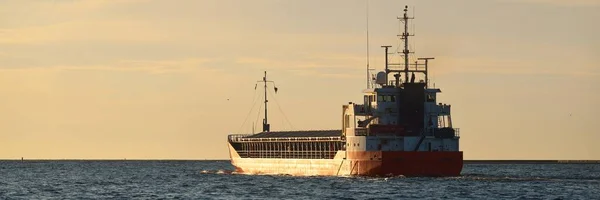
[230,138,345,159]
[230,136,343,142]
[236,150,338,159]
[228,134,252,142]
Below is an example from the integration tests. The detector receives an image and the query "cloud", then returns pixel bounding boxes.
[0,57,218,74]
[432,55,600,78]
[411,31,599,78]
[235,53,368,79]
[0,19,166,45]
[50,0,149,9]
[1,0,149,14]
[501,0,600,6]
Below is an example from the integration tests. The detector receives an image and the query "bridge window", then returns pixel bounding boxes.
[427,94,435,102]
[385,95,394,102]
[377,95,396,102]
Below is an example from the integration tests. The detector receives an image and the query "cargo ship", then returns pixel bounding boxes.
[227,6,462,177]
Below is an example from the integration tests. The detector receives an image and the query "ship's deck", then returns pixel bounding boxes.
[228,130,343,143]
[229,130,345,159]
[244,130,342,138]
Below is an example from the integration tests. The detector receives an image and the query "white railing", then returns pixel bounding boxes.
[228,134,252,142]
[231,136,343,142]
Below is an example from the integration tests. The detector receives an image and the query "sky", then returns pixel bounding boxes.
[0,0,598,160]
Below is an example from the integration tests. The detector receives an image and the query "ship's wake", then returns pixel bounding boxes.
[198,169,412,180]
[198,170,305,177]
[199,169,237,175]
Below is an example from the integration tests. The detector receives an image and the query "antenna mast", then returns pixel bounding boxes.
[263,71,268,132]
[365,0,371,89]
[398,5,414,83]
[259,71,273,132]
[256,71,279,132]
[381,5,433,88]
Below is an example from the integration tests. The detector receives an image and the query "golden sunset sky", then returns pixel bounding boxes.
[1,0,598,159]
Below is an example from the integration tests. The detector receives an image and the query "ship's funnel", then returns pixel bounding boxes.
[375,71,387,86]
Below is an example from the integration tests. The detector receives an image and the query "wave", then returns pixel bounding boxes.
[199,169,235,175]
[453,173,600,182]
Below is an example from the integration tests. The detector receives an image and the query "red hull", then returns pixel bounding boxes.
[346,151,463,177]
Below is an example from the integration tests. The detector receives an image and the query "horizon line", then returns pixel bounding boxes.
[2,159,600,163]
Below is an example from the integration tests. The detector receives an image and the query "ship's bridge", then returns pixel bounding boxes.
[355,88,377,116]
[350,83,454,135]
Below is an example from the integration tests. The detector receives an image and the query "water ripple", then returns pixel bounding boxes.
[0,161,598,199]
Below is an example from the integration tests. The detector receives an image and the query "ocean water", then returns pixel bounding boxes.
[0,160,598,199]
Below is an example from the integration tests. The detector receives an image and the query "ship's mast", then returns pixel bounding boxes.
[381,45,392,85]
[378,5,434,88]
[258,71,277,132]
[262,71,270,132]
[398,5,413,84]
[365,0,372,89]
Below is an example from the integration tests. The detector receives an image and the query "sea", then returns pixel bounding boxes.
[0,160,598,199]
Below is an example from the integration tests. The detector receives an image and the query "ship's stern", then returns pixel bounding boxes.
[345,150,463,177]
